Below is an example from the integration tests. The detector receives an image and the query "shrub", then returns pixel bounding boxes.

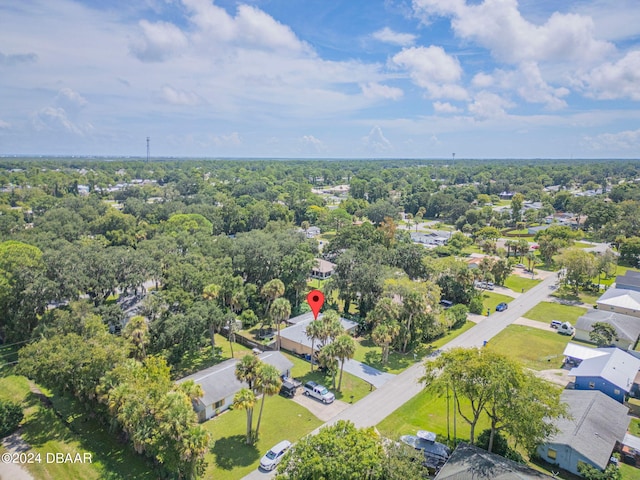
[469,296,484,315]
[0,400,23,437]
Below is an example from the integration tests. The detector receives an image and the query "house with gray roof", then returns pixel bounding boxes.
[597,288,640,318]
[279,312,358,356]
[570,347,640,402]
[574,310,640,350]
[177,351,293,422]
[436,442,554,480]
[615,271,640,293]
[537,390,629,475]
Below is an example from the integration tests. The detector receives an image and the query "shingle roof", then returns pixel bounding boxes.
[545,390,629,470]
[279,313,358,351]
[177,351,293,407]
[597,288,640,311]
[575,310,640,343]
[312,258,336,274]
[435,442,554,479]
[569,348,640,392]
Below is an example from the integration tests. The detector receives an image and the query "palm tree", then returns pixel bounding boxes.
[305,319,323,372]
[123,315,148,361]
[372,322,400,365]
[236,354,261,392]
[317,344,339,390]
[332,334,356,392]
[254,364,282,439]
[526,251,537,272]
[232,388,256,444]
[270,297,291,350]
[226,313,239,358]
[261,278,285,316]
[202,283,222,349]
[317,310,344,348]
[180,425,210,480]
[176,380,204,404]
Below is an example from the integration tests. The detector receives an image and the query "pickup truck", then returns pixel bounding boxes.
[303,381,335,404]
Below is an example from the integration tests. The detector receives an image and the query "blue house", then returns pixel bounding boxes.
[537,390,629,475]
[570,347,640,403]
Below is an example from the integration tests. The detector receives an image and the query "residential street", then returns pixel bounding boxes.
[242,271,560,479]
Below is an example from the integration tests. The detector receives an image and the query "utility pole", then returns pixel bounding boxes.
[146,136,150,163]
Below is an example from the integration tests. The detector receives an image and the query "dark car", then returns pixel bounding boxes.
[279,376,301,398]
[496,302,508,312]
[439,300,453,309]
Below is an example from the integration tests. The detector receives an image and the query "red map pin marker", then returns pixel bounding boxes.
[306,290,325,320]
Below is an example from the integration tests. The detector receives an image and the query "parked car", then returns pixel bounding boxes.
[439,300,453,309]
[486,282,495,290]
[550,320,562,329]
[259,440,292,471]
[279,377,301,398]
[400,430,450,471]
[515,263,526,268]
[496,302,508,312]
[557,322,575,336]
[303,381,335,404]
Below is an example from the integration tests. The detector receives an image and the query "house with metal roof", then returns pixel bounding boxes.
[597,288,640,318]
[537,390,630,475]
[573,310,640,350]
[569,347,640,402]
[436,442,554,480]
[177,351,293,422]
[562,342,610,367]
[279,312,357,357]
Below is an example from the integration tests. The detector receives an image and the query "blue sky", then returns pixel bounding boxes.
[2,0,640,158]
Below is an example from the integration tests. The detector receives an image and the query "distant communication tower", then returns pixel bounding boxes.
[146,137,150,163]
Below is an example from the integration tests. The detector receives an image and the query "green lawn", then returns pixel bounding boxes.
[203,394,322,480]
[376,388,489,445]
[0,375,155,480]
[573,241,593,249]
[486,325,573,370]
[504,275,541,293]
[620,464,640,480]
[630,418,640,436]
[481,291,514,314]
[172,334,253,379]
[284,352,372,403]
[592,265,640,287]
[351,322,476,375]
[523,302,588,324]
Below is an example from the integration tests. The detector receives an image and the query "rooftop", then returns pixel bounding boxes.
[545,390,629,470]
[569,347,640,392]
[597,288,640,311]
[575,310,640,343]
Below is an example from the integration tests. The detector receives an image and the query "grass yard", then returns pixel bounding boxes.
[523,302,587,324]
[486,325,572,370]
[620,464,640,480]
[203,394,322,480]
[504,275,541,293]
[352,337,428,375]
[550,285,601,306]
[630,418,640,436]
[481,291,513,314]
[172,334,253,379]
[284,352,372,402]
[0,375,155,480]
[592,265,640,287]
[376,388,489,445]
[430,321,476,349]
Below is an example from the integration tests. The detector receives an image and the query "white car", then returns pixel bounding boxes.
[259,440,292,471]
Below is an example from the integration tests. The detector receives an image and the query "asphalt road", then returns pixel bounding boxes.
[242,271,560,480]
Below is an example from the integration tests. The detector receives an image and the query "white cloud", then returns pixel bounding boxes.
[471,72,493,88]
[372,27,416,46]
[363,125,393,152]
[300,135,326,152]
[0,119,11,129]
[413,0,614,65]
[582,50,640,100]
[130,19,188,62]
[433,101,461,113]
[361,82,403,100]
[584,128,640,151]
[31,107,91,135]
[391,46,467,100]
[161,85,203,106]
[209,132,242,146]
[55,88,88,111]
[468,91,513,119]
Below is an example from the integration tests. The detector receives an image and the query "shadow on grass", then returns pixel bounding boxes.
[211,434,260,470]
[359,338,428,373]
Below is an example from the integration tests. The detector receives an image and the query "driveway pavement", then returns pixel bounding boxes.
[341,359,395,388]
[291,394,350,422]
[0,432,35,480]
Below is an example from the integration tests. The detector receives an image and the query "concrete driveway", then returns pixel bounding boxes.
[291,394,350,422]
[341,359,395,388]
